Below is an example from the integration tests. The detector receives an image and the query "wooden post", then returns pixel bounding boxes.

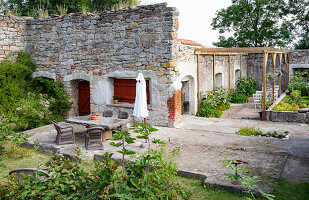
[271,53,276,102]
[283,54,287,90]
[287,53,290,87]
[213,54,216,91]
[197,54,200,110]
[228,55,231,89]
[278,54,282,96]
[246,55,249,77]
[262,52,268,114]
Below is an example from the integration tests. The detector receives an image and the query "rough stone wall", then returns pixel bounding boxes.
[248,53,289,91]
[1,3,180,127]
[289,49,309,76]
[0,15,28,60]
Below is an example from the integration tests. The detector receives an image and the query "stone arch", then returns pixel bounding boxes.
[215,73,223,88]
[63,72,92,82]
[32,71,56,80]
[180,75,195,115]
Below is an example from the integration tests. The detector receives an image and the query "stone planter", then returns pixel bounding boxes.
[265,110,307,123]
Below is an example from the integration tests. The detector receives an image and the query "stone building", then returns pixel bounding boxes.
[1,3,307,127]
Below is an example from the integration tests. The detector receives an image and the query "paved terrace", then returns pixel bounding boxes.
[25,103,309,183]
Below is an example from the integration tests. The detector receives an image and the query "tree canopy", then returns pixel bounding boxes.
[0,0,140,16]
[211,0,294,48]
[289,0,309,49]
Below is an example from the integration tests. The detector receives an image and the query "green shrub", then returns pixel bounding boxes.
[230,92,248,103]
[273,101,299,112]
[289,72,309,96]
[0,52,72,131]
[235,77,256,96]
[30,77,72,118]
[0,124,191,200]
[197,105,222,118]
[237,127,262,136]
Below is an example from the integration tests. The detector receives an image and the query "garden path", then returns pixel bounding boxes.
[220,97,262,120]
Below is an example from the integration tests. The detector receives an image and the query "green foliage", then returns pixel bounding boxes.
[30,77,72,119]
[211,0,293,47]
[235,77,256,96]
[221,156,275,200]
[230,91,249,103]
[237,127,262,136]
[0,52,72,131]
[289,0,309,49]
[0,116,29,167]
[0,123,191,199]
[197,87,230,118]
[273,101,300,112]
[237,127,288,138]
[1,0,141,16]
[288,72,309,96]
[197,106,222,118]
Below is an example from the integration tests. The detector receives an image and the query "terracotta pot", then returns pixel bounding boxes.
[90,114,99,120]
[113,100,118,104]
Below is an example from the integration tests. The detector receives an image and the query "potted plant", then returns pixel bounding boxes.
[113,96,121,104]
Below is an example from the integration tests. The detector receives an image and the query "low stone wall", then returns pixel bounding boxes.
[265,110,309,123]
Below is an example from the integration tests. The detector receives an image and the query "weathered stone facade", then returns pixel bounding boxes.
[289,49,309,76]
[0,3,189,127]
[0,15,28,59]
[2,3,307,127]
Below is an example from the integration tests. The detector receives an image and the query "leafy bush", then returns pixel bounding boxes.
[230,91,249,103]
[197,105,222,118]
[30,77,72,119]
[0,124,191,199]
[197,87,229,118]
[0,52,72,131]
[237,127,262,136]
[237,127,288,139]
[289,72,309,96]
[235,77,256,96]
[273,101,299,112]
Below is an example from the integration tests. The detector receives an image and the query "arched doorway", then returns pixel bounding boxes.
[215,73,223,88]
[235,69,241,82]
[181,75,195,115]
[78,80,90,116]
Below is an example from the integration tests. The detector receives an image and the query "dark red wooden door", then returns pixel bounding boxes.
[78,81,90,116]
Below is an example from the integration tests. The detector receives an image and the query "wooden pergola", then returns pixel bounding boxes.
[194,47,292,118]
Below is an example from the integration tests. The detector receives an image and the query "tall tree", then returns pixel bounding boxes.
[289,0,309,49]
[0,0,140,16]
[211,0,294,48]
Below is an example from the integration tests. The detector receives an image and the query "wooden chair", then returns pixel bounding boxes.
[9,168,51,181]
[85,126,104,150]
[52,120,75,145]
[103,110,113,117]
[118,111,129,119]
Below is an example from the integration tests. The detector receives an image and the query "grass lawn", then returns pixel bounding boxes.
[1,151,309,200]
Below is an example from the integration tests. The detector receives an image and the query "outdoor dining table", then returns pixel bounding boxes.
[65,115,130,140]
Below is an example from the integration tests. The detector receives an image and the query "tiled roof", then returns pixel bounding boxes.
[178,39,203,46]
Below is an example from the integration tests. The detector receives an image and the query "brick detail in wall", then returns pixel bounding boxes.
[167,89,181,127]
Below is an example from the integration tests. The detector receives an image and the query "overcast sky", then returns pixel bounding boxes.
[141,0,232,47]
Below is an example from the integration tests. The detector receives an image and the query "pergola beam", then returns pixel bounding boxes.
[195,47,291,55]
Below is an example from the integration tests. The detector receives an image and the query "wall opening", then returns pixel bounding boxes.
[235,69,240,83]
[215,73,223,88]
[181,80,190,114]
